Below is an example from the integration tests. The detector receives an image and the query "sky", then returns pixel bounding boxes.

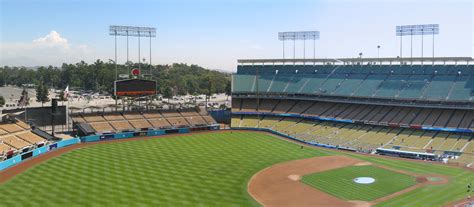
[0,0,473,72]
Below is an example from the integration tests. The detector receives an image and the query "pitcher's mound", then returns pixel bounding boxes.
[288,174,301,181]
[354,162,372,166]
[349,200,372,207]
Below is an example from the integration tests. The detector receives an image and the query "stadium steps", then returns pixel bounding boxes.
[237,115,243,127]
[250,75,257,92]
[282,75,293,93]
[296,77,312,93]
[394,73,412,98]
[445,75,460,100]
[418,75,434,99]
[266,74,277,93]
[349,73,370,96]
[460,140,472,152]
[450,136,469,151]
[371,73,391,97]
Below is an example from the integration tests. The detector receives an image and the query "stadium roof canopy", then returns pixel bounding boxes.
[237,57,473,65]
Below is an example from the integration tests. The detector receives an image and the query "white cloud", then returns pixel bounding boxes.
[0,31,92,66]
[32,31,70,50]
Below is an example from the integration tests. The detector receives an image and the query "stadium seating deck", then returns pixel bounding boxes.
[0,143,12,155]
[142,112,163,119]
[160,111,182,118]
[89,122,114,132]
[233,64,474,101]
[109,121,134,131]
[185,116,208,126]
[72,109,218,134]
[1,135,30,150]
[202,115,217,124]
[82,115,106,122]
[0,124,24,133]
[16,132,46,144]
[123,113,145,120]
[233,99,474,129]
[167,117,190,128]
[234,115,472,157]
[128,119,152,129]
[103,114,125,121]
[0,129,7,135]
[148,118,172,129]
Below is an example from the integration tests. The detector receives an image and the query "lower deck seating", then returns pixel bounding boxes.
[233,115,473,163]
[16,132,46,144]
[82,115,106,122]
[128,119,152,129]
[202,115,217,124]
[185,116,208,126]
[231,116,242,127]
[167,117,190,128]
[1,135,30,150]
[148,118,172,129]
[73,109,218,134]
[0,143,12,155]
[0,119,49,157]
[109,121,134,131]
[0,124,24,133]
[89,122,114,132]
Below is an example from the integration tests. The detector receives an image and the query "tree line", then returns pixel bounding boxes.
[0,60,232,98]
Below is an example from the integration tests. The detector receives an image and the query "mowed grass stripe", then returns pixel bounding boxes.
[302,165,417,201]
[0,132,326,206]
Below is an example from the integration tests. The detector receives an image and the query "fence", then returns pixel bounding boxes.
[0,138,80,171]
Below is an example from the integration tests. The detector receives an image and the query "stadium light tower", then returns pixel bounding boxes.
[109,25,157,77]
[396,24,439,59]
[278,31,320,61]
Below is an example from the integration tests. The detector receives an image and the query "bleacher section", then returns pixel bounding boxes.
[0,119,48,160]
[233,114,473,163]
[72,109,218,135]
[232,64,474,102]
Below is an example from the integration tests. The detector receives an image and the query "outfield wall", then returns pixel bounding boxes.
[0,125,220,171]
[0,138,80,171]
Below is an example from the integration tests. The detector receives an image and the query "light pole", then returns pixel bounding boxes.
[108,59,118,109]
[377,45,381,58]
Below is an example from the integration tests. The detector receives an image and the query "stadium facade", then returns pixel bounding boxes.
[231,57,474,165]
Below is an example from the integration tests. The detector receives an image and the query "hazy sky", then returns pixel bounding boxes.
[1,0,473,71]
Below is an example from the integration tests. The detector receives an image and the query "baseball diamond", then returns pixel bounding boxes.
[0,131,473,207]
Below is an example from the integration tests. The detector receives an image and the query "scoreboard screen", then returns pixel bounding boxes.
[115,79,157,97]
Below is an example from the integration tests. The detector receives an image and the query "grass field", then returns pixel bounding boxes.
[301,165,417,201]
[0,131,473,207]
[0,132,326,206]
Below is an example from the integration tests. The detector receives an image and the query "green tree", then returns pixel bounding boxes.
[162,87,173,102]
[36,82,50,107]
[0,96,5,107]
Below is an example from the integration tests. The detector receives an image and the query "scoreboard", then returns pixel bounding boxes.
[114,79,157,97]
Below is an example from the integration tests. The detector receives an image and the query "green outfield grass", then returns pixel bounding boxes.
[0,131,472,207]
[0,132,326,206]
[301,165,417,201]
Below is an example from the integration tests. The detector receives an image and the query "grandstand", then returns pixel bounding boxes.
[72,108,218,136]
[231,57,474,166]
[0,116,51,161]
